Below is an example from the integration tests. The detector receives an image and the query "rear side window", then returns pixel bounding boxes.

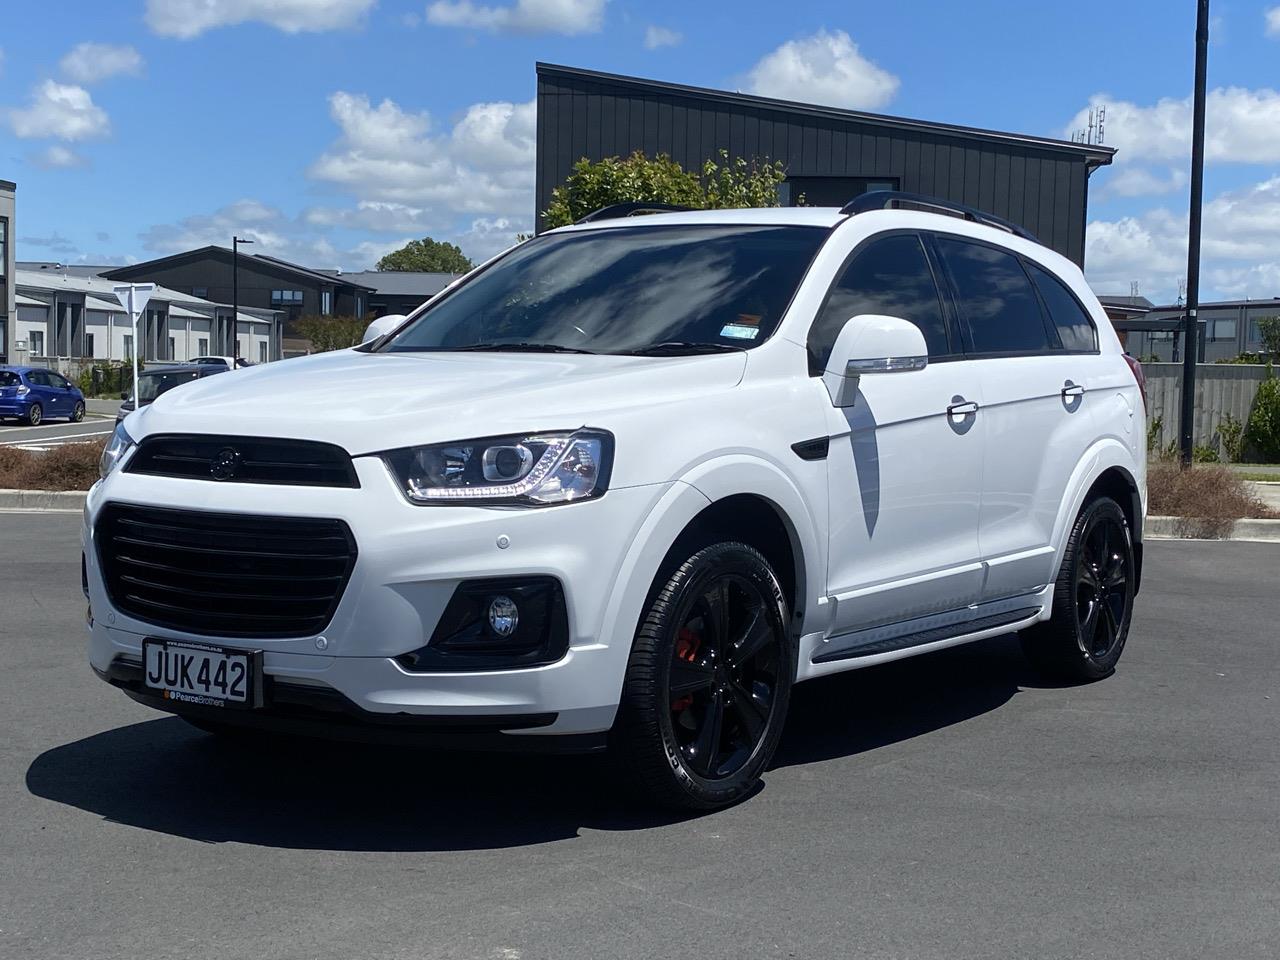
[26,370,50,387]
[0,372,19,387]
[1027,262,1098,352]
[935,236,1051,355]
[809,233,950,371]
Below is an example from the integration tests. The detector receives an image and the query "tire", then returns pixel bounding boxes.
[610,542,794,810]
[25,403,42,426]
[1020,496,1135,682]
[70,401,85,423]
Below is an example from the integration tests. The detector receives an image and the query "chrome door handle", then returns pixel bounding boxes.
[1061,383,1085,398]
[947,400,979,416]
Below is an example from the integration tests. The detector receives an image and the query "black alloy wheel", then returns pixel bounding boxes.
[612,541,794,810]
[26,403,42,426]
[71,401,85,423]
[1074,510,1130,662]
[1021,496,1135,681]
[666,573,783,780]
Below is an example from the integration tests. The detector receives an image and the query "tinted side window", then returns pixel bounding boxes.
[809,233,950,371]
[935,237,1051,354]
[27,371,50,387]
[49,373,71,389]
[1028,263,1098,352]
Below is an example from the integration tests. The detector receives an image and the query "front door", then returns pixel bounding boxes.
[809,232,985,637]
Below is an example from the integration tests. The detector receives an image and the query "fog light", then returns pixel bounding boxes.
[488,595,519,637]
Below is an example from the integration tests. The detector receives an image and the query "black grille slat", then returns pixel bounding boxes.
[125,434,360,488]
[97,504,357,639]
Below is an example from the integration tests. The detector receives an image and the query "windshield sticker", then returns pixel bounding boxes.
[720,324,760,340]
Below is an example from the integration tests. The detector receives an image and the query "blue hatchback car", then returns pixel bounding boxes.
[0,366,87,426]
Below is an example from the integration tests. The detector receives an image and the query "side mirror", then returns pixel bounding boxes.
[120,391,129,401]
[823,314,928,408]
[362,314,406,344]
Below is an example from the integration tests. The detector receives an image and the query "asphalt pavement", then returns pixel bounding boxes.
[1,513,1276,959]
[0,411,115,452]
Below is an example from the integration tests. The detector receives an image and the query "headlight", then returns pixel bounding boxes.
[99,422,135,479]
[382,429,613,506]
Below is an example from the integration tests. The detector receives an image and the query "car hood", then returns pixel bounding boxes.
[130,349,748,454]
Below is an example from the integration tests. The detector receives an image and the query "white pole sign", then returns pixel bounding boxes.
[112,284,155,412]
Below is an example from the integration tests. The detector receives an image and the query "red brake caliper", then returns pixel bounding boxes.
[672,627,700,713]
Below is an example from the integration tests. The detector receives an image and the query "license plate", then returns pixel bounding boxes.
[143,639,262,708]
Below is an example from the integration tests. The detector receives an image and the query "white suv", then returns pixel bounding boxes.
[86,194,1146,810]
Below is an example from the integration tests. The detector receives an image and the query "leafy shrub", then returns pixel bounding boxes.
[1217,413,1244,463]
[1257,316,1280,357]
[1245,363,1280,462]
[1192,444,1219,463]
[542,150,787,228]
[1146,415,1165,455]
[1215,353,1267,365]
[294,315,368,353]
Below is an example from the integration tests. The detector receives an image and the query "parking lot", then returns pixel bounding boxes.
[1,513,1276,960]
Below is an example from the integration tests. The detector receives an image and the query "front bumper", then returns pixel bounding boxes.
[84,459,676,738]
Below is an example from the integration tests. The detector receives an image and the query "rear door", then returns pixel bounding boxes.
[932,234,1101,601]
[814,231,987,635]
[48,372,76,415]
[27,370,60,416]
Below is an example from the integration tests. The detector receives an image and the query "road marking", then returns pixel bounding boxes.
[0,429,112,448]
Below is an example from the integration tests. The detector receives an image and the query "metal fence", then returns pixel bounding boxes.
[1142,363,1270,451]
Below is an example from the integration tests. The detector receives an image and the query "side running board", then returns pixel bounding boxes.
[812,607,1041,665]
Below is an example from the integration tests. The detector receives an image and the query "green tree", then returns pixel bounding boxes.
[1256,315,1280,357]
[295,314,369,353]
[542,150,788,228]
[1246,362,1280,462]
[376,237,473,273]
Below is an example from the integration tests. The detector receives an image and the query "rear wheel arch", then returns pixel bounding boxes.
[1081,465,1144,594]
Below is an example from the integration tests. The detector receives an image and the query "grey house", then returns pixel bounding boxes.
[1115,298,1280,363]
[336,271,461,317]
[535,64,1115,264]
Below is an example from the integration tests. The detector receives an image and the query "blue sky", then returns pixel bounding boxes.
[3,0,1280,303]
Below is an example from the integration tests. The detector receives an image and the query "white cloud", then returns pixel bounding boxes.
[1066,89,1280,165]
[32,145,89,169]
[59,43,143,84]
[745,29,898,111]
[644,25,681,50]
[1266,6,1280,37]
[308,91,535,214]
[1102,166,1187,198]
[138,199,346,267]
[426,0,605,35]
[1086,176,1280,301]
[146,0,376,39]
[454,216,532,262]
[8,81,110,141]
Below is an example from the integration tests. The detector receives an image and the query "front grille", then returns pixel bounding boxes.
[125,434,359,488]
[96,503,357,638]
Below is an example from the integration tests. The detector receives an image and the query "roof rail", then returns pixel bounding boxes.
[576,202,694,224]
[840,190,1041,244]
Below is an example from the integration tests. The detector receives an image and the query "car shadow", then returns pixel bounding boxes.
[27,635,1047,851]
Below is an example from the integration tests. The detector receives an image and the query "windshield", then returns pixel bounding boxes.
[381,224,827,355]
[136,370,200,402]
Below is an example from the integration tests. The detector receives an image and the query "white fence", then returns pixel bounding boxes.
[1142,363,1270,451]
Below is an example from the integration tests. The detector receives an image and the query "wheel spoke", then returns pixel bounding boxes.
[669,658,715,698]
[727,678,768,744]
[701,582,731,659]
[686,690,724,777]
[1097,598,1118,654]
[726,607,773,668]
[1079,598,1100,646]
[1078,562,1101,593]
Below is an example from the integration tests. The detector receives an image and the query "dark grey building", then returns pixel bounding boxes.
[102,247,376,336]
[535,64,1114,264]
[1114,298,1280,363]
[336,271,461,317]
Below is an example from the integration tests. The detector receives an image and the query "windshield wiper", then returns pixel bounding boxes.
[445,342,597,354]
[618,341,746,356]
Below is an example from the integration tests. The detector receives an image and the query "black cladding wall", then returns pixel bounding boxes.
[535,64,1114,265]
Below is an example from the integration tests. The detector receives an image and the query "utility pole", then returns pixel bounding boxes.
[232,236,254,360]
[1180,0,1210,465]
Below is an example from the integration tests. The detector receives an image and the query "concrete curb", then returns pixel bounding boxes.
[0,489,88,512]
[1147,514,1280,542]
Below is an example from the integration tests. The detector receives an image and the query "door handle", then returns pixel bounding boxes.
[947,400,979,416]
[1061,383,1085,398]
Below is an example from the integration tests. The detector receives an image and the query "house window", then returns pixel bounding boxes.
[29,330,45,357]
[122,334,133,360]
[271,290,303,305]
[85,333,95,357]
[322,290,332,315]
[168,336,176,359]
[259,341,268,363]
[198,337,209,355]
[0,218,7,275]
